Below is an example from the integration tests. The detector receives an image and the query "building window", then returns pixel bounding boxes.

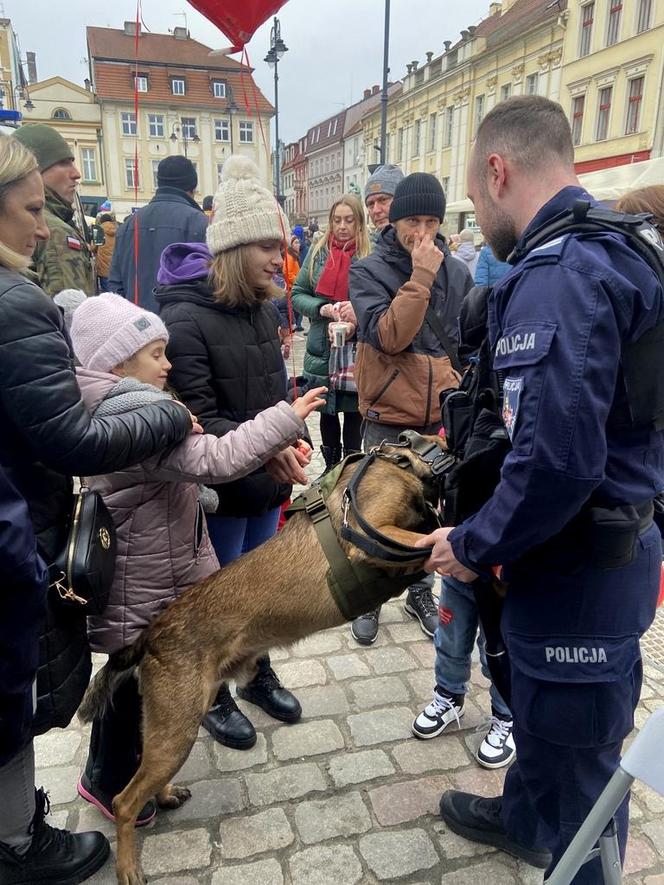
[445,106,454,147]
[525,73,538,96]
[80,147,97,182]
[214,118,230,141]
[124,158,139,189]
[474,94,485,132]
[148,114,164,138]
[428,113,437,152]
[596,85,612,141]
[606,0,622,46]
[171,78,185,96]
[500,83,511,102]
[152,159,160,190]
[121,112,137,136]
[625,76,644,134]
[52,107,71,120]
[181,117,197,139]
[442,176,450,197]
[579,2,594,57]
[135,75,148,93]
[571,95,585,146]
[636,0,652,32]
[397,127,404,161]
[239,121,254,143]
[217,162,224,182]
[413,119,421,156]
[212,80,226,98]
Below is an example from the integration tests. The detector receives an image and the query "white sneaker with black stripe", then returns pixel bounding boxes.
[476,714,515,769]
[412,687,465,739]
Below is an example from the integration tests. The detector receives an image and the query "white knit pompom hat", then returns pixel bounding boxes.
[70,292,169,373]
[206,155,289,255]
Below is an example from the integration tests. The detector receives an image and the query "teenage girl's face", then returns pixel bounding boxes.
[113,340,171,390]
[245,239,283,290]
[331,204,357,242]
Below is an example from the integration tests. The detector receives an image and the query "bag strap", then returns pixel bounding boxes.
[425,304,463,374]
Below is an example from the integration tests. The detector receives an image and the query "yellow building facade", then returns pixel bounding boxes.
[561,0,664,173]
[362,0,567,231]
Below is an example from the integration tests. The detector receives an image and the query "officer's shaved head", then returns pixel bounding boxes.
[472,96,575,176]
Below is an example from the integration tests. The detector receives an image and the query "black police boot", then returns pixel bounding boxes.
[439,790,552,869]
[237,657,302,723]
[404,584,439,638]
[317,445,342,479]
[202,683,257,749]
[350,607,381,645]
[0,789,110,885]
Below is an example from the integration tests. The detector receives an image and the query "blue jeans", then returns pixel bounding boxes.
[434,576,511,718]
[206,507,281,565]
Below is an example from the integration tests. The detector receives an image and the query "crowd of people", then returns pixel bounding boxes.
[1,95,663,885]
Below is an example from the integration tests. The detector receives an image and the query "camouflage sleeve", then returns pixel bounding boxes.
[33,225,96,297]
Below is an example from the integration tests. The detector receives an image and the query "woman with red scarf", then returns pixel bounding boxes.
[292,195,371,469]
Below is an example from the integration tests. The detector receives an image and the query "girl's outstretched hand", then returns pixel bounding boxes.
[291,386,327,420]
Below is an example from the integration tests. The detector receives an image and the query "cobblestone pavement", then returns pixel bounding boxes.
[34,331,664,884]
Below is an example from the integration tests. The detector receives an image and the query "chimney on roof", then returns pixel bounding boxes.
[364,88,371,99]
[26,51,38,84]
[372,84,380,95]
[123,20,140,37]
[84,78,91,91]
[406,63,413,74]
[444,40,452,51]
[426,51,434,63]
[411,60,419,71]
[460,29,470,41]
[489,1,502,14]
[468,25,477,36]
[173,26,188,39]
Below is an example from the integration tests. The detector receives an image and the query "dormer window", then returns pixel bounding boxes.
[135,75,148,93]
[171,78,186,96]
[212,80,227,99]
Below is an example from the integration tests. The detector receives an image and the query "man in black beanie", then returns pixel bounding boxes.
[109,155,207,311]
[348,172,473,644]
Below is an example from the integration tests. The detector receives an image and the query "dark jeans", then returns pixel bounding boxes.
[320,410,363,453]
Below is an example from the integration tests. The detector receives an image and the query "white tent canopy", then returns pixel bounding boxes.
[446,155,664,217]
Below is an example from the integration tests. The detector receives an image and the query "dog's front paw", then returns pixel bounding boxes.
[116,862,147,885]
[156,783,191,809]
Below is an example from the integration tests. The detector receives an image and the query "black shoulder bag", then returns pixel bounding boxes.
[49,484,116,615]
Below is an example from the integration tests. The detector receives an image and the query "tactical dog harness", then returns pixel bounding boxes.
[286,433,450,620]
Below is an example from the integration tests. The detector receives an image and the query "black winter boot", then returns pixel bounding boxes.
[237,657,302,723]
[0,789,110,884]
[202,683,257,750]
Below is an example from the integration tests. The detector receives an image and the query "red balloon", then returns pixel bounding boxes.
[186,0,289,51]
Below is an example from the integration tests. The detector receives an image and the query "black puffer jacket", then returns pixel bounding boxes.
[155,279,291,516]
[0,270,192,735]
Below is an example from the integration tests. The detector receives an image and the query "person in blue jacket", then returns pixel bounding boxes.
[473,242,510,287]
[418,95,664,882]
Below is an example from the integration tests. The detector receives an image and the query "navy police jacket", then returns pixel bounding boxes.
[450,186,664,570]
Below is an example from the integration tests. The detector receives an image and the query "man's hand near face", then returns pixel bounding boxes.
[411,235,444,277]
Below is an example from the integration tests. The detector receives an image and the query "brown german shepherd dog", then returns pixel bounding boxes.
[79,438,444,885]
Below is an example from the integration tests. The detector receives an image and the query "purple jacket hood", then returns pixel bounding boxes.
[157,241,212,286]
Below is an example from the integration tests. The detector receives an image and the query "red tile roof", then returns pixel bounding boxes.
[87,26,273,114]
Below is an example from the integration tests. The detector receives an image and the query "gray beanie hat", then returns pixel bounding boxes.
[364,164,404,204]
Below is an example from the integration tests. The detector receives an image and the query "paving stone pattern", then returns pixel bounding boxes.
[34,333,664,883]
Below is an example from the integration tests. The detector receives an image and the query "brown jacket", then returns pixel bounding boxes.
[94,219,117,278]
[350,228,472,426]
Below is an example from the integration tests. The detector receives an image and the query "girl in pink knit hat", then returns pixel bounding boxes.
[69,292,324,826]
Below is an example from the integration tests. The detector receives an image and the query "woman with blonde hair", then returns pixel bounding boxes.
[155,155,309,750]
[292,194,371,469]
[0,134,197,883]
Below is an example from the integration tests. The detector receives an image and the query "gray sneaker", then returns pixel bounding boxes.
[350,608,381,644]
[404,586,439,637]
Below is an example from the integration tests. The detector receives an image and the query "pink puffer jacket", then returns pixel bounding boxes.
[76,369,303,654]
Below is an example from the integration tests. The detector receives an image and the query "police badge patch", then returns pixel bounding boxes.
[502,377,523,440]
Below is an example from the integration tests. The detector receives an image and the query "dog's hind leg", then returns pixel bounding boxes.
[112,665,209,885]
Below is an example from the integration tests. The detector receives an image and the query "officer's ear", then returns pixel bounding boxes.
[487,153,507,199]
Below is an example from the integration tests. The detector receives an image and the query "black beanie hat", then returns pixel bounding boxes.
[389,172,446,224]
[157,155,197,193]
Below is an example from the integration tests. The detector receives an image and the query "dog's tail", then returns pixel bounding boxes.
[78,633,148,723]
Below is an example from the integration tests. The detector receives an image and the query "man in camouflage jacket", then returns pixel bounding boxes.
[14,124,95,296]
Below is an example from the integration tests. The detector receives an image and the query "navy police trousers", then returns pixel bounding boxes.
[500,523,661,883]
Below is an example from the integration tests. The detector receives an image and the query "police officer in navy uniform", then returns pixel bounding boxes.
[417,95,664,882]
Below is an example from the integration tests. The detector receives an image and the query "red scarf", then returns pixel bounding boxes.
[315,238,356,301]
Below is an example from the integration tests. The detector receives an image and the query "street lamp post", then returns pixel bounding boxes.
[264,17,288,204]
[170,121,200,159]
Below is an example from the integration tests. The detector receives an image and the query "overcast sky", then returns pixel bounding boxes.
[12,0,489,144]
